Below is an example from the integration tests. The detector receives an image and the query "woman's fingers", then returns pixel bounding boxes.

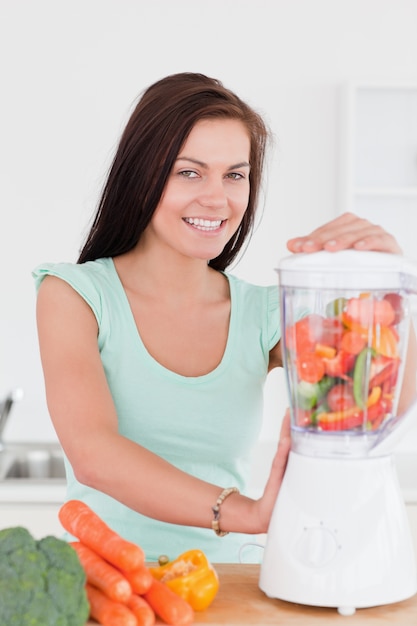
[271,409,291,479]
[255,410,291,532]
[287,212,402,255]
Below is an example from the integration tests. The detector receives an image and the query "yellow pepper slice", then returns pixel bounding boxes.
[150,549,219,611]
[314,343,337,359]
[372,326,398,358]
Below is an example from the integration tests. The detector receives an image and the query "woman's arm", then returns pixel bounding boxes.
[36,275,287,535]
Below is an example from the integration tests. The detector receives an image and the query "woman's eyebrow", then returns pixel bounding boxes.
[176,156,251,170]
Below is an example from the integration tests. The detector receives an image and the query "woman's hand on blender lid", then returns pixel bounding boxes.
[287,212,402,255]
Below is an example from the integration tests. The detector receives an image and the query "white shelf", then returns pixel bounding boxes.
[340,82,417,262]
[355,188,417,197]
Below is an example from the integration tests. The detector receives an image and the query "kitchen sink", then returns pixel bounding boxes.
[0,442,66,481]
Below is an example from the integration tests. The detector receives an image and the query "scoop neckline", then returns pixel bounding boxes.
[107,257,237,383]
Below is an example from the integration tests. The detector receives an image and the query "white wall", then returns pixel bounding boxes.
[1,0,417,444]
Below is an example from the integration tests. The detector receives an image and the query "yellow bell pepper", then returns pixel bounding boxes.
[149,549,219,611]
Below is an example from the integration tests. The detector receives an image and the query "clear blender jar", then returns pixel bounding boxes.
[279,249,417,458]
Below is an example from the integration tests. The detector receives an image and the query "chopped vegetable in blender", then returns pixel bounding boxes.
[285,294,402,432]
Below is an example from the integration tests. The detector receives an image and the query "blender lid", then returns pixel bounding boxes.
[277,250,417,291]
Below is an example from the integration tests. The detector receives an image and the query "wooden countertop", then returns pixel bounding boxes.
[87,563,417,625]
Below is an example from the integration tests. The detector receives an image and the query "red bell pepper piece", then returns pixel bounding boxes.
[369,359,399,391]
[323,350,356,378]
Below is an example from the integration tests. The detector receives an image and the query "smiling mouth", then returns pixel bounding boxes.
[183,217,224,231]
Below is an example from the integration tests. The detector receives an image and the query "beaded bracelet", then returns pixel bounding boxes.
[211,487,240,536]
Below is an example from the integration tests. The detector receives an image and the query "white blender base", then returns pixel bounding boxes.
[259,451,417,613]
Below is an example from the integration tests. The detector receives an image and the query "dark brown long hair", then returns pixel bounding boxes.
[78,72,270,271]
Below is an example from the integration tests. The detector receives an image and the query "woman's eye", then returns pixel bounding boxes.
[227,172,245,181]
[178,170,198,178]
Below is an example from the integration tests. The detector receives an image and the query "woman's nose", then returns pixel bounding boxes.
[198,177,227,208]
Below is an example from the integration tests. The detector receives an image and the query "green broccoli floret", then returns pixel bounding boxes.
[0,526,89,626]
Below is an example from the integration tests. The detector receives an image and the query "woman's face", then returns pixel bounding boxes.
[144,118,251,263]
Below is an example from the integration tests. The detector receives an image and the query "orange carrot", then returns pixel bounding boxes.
[70,541,132,603]
[143,578,194,626]
[122,564,153,595]
[127,594,156,626]
[86,583,137,626]
[59,499,144,571]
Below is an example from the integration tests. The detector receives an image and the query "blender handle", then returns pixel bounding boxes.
[369,396,417,457]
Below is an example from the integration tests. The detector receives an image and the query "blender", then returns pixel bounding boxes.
[259,250,417,615]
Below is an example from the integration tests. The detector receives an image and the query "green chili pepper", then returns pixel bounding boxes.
[353,347,374,409]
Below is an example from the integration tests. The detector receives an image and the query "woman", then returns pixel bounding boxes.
[33,73,416,562]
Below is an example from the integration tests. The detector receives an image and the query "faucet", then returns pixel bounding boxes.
[0,388,23,451]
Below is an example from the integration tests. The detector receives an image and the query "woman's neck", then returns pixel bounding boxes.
[113,244,227,304]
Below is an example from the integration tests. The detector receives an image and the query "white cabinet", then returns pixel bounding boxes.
[0,503,64,539]
[340,83,417,262]
[0,481,66,538]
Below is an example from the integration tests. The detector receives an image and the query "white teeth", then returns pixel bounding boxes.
[184,217,222,230]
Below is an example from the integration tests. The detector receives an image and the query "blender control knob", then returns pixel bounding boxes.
[295,526,339,567]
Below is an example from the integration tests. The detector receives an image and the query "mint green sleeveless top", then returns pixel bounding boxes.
[33,258,280,563]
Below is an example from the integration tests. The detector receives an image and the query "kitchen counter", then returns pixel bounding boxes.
[88,564,417,625]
